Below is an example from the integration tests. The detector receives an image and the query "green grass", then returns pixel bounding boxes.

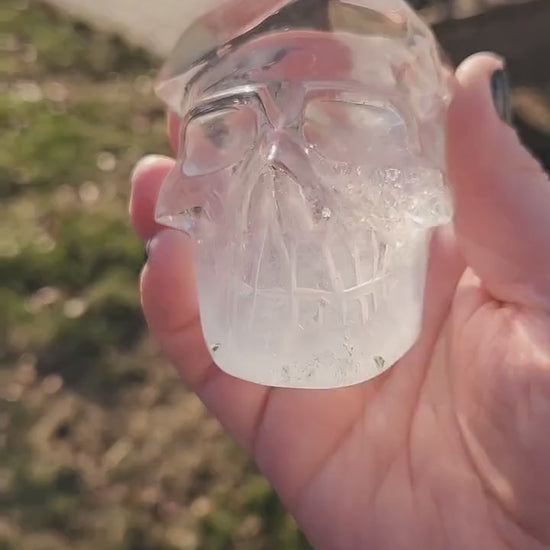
[0,2,311,548]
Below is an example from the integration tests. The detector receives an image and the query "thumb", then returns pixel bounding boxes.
[447,53,550,310]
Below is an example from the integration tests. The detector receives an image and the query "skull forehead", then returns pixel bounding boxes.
[188,31,411,100]
[155,0,435,114]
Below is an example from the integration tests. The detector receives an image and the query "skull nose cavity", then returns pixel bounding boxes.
[262,131,305,178]
[266,142,278,162]
[268,150,296,181]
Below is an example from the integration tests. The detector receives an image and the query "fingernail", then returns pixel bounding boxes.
[490,69,513,125]
[131,155,164,182]
[145,239,153,259]
[145,236,161,260]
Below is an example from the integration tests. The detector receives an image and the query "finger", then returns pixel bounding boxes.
[447,52,550,310]
[417,224,465,351]
[141,229,270,452]
[130,155,175,241]
[167,110,181,152]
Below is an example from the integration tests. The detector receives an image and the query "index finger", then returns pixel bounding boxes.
[168,110,181,152]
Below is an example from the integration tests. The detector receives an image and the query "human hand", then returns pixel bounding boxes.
[130,53,550,550]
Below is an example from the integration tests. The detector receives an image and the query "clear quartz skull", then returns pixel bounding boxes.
[154,0,454,388]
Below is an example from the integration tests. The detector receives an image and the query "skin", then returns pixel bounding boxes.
[130,53,550,549]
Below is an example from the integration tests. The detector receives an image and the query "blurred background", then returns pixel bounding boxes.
[0,1,548,549]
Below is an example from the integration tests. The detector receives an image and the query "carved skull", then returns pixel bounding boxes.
[155,0,453,388]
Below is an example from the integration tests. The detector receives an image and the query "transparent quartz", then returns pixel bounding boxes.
[154,0,454,388]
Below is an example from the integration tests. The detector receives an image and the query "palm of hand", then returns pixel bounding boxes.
[277,260,550,550]
[131,54,550,549]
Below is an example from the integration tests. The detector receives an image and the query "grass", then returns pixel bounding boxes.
[0,1,311,548]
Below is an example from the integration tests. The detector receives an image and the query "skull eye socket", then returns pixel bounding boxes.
[303,99,409,164]
[182,105,257,176]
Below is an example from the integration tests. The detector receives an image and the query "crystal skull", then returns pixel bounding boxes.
[154,0,454,388]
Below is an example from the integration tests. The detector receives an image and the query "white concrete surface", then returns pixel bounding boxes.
[37,0,216,56]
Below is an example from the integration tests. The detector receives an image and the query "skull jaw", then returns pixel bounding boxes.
[195,228,431,389]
